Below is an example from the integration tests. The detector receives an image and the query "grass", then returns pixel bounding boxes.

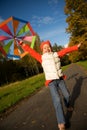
[62,64,70,71]
[0,73,45,113]
[0,60,87,113]
[77,60,87,70]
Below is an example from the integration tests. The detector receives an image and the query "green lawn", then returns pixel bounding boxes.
[0,73,45,113]
[77,60,87,70]
[0,60,87,113]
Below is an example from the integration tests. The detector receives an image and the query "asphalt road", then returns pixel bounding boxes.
[0,63,87,130]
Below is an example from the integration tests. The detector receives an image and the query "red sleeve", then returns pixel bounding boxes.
[21,44,42,63]
[57,45,78,57]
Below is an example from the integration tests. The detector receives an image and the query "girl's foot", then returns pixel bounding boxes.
[58,123,65,130]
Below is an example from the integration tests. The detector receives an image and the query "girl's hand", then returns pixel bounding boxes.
[77,42,82,48]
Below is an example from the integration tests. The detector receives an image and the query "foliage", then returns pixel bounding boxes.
[52,43,63,52]
[64,0,87,62]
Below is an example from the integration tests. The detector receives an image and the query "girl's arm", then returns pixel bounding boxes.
[57,44,80,58]
[20,44,42,63]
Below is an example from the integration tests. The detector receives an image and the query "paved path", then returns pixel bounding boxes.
[0,63,87,130]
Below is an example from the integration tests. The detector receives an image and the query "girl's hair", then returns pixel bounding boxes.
[40,40,51,50]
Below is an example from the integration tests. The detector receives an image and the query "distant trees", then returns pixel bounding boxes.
[64,0,87,62]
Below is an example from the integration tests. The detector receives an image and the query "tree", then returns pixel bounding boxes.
[65,0,87,37]
[64,0,87,62]
[52,43,63,52]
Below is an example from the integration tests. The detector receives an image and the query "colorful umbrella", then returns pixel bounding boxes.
[0,16,36,60]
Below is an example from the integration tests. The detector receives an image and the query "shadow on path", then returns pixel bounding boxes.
[65,75,87,128]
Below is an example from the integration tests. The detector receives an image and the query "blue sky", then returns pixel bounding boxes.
[0,0,70,47]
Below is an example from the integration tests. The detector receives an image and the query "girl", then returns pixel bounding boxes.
[19,40,81,130]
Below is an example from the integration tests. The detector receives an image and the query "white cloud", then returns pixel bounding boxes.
[31,16,54,26]
[31,14,66,27]
[48,0,59,5]
[42,16,54,24]
[48,0,59,15]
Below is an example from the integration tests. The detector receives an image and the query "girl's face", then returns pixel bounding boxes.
[42,44,52,54]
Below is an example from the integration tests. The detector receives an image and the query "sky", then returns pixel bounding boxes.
[0,0,70,47]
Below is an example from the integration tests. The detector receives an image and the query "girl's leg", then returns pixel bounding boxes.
[49,80,65,125]
[58,79,70,108]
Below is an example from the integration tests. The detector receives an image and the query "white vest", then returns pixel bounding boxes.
[41,52,63,80]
